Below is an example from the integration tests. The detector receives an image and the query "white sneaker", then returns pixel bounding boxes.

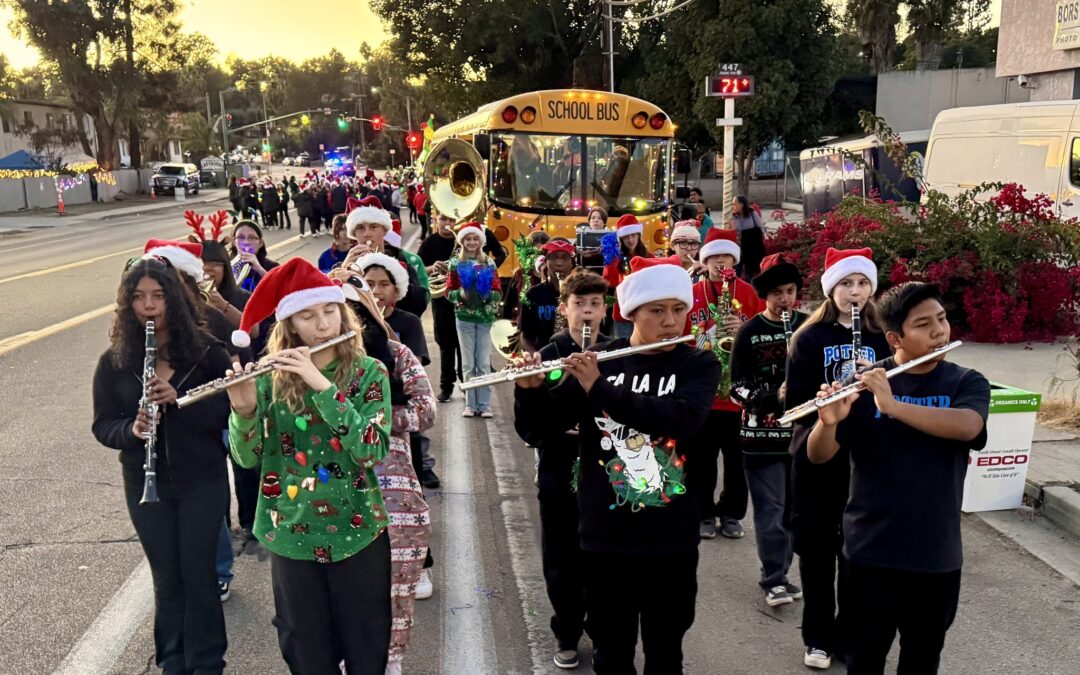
[804,647,832,669]
[384,658,402,675]
[415,569,433,600]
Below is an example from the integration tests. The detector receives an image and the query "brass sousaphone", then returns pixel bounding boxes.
[424,138,487,298]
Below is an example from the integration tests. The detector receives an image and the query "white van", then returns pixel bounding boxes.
[924,101,1080,219]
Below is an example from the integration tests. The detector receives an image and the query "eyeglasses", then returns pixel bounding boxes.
[672,241,701,249]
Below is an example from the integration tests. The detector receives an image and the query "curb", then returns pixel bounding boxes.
[1025,480,1080,541]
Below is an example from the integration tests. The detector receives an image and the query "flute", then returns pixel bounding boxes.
[177,331,357,408]
[460,334,694,391]
[777,341,962,425]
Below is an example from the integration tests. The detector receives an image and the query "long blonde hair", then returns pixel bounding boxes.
[267,302,366,414]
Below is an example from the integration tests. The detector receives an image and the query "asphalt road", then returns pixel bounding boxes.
[2,201,1080,674]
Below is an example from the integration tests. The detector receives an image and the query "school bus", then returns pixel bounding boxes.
[426,89,675,275]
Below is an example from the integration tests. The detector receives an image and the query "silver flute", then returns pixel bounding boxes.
[139,321,160,505]
[177,331,357,408]
[777,341,962,425]
[460,334,694,391]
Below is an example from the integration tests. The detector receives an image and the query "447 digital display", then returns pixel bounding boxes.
[707,75,755,97]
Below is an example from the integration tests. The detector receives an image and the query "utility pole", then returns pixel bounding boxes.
[605,0,615,93]
[205,92,212,124]
[218,90,229,159]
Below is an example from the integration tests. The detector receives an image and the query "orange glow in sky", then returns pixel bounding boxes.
[0,0,388,70]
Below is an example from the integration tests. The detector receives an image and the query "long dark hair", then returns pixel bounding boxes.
[200,240,244,305]
[110,258,208,371]
[733,194,751,217]
[228,221,269,262]
[620,235,650,259]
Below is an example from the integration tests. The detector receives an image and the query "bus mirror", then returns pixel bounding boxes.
[474,134,491,160]
[675,148,692,175]
[674,186,691,199]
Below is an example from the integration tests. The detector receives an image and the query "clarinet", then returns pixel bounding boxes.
[850,304,862,372]
[781,310,792,344]
[139,321,160,505]
[581,323,592,350]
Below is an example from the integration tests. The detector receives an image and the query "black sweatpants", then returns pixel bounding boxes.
[432,297,461,393]
[584,547,698,675]
[537,439,586,651]
[278,206,291,229]
[125,473,228,675]
[230,457,259,531]
[846,561,961,675]
[270,532,392,675]
[791,445,850,654]
[685,409,747,521]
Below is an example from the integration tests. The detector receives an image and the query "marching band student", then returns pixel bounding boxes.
[418,211,464,403]
[602,214,652,338]
[200,239,249,330]
[447,222,503,419]
[516,257,720,675]
[351,253,430,367]
[729,253,805,606]
[519,238,577,352]
[317,215,352,273]
[668,221,703,277]
[227,258,393,675]
[343,196,429,318]
[92,257,234,674]
[343,275,434,675]
[514,269,610,670]
[808,282,989,675]
[229,221,280,293]
[785,247,890,670]
[500,230,550,324]
[684,229,764,540]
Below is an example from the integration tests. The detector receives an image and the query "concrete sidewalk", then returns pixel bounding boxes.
[0,190,228,232]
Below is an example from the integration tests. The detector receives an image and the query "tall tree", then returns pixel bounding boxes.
[847,0,902,73]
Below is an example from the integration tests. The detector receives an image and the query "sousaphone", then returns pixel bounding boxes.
[423,138,487,298]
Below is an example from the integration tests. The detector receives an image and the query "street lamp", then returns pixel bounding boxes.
[259,81,271,162]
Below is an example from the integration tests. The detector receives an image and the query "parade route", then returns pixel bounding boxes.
[2,208,1080,674]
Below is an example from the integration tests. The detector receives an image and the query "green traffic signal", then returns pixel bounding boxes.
[337,115,349,130]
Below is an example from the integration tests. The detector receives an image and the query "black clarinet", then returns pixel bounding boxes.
[781,310,792,344]
[139,321,160,505]
[850,304,862,372]
[581,324,592,350]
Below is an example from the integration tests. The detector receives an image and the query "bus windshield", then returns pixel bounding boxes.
[489,132,668,214]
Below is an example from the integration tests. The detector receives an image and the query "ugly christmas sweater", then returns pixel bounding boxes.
[729,312,806,457]
[229,355,392,563]
[515,340,721,555]
[446,255,502,324]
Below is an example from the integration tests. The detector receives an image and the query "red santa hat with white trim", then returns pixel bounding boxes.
[231,258,347,348]
[615,255,693,316]
[456,221,485,244]
[143,239,204,281]
[350,252,409,301]
[615,214,643,238]
[699,227,740,264]
[820,247,878,298]
[345,195,392,239]
[385,219,403,248]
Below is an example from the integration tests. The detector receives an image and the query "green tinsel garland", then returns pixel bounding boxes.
[514,235,541,306]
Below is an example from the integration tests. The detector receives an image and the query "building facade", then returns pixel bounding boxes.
[997,0,1080,100]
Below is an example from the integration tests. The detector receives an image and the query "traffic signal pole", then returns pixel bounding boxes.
[218,90,229,157]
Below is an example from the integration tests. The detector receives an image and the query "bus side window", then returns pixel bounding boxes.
[1070,138,1080,187]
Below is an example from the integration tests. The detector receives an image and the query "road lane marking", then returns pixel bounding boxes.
[0,236,301,357]
[52,560,153,675]
[0,248,144,285]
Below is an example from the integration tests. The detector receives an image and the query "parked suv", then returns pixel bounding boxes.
[152,163,201,195]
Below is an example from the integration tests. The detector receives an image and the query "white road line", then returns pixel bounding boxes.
[442,405,499,674]
[484,398,552,674]
[51,560,153,675]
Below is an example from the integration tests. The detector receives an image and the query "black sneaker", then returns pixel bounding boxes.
[785,582,803,600]
[719,518,745,539]
[699,519,717,539]
[804,647,831,669]
[436,389,452,403]
[420,468,441,489]
[218,580,231,602]
[553,649,579,670]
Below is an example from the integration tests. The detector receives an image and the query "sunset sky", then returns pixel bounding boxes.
[1,0,1001,72]
[0,0,389,70]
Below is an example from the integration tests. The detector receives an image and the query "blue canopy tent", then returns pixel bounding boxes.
[0,149,46,171]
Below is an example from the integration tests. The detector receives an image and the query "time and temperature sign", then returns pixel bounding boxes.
[706,63,755,98]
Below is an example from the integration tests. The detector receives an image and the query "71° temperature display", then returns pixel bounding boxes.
[706,75,755,98]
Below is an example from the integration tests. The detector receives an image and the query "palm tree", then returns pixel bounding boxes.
[847,0,902,74]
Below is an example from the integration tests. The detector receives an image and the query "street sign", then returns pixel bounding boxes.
[707,74,755,98]
[319,143,325,151]
[718,63,743,76]
[390,149,397,156]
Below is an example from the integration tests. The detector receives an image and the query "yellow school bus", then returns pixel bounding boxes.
[427,89,675,275]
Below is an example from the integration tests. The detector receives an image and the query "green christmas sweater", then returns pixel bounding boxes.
[229,354,392,563]
[446,254,503,324]
[400,248,430,296]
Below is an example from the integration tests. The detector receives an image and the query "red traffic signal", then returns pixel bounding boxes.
[405,131,421,150]
[371,115,384,132]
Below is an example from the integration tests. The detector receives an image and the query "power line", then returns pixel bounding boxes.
[610,0,697,23]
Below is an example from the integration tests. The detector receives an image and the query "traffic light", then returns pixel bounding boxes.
[371,115,384,132]
[261,140,272,153]
[300,113,311,126]
[337,114,349,130]
[225,113,233,128]
[405,131,421,150]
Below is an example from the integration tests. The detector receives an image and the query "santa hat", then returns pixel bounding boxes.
[345,195,392,239]
[541,238,575,256]
[385,220,402,248]
[670,221,701,243]
[699,228,740,264]
[752,253,802,299]
[350,252,409,301]
[535,255,546,274]
[456,222,484,244]
[143,239,204,281]
[615,214,642,238]
[821,247,878,298]
[231,258,346,348]
[616,255,693,316]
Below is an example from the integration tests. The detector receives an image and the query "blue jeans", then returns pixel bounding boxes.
[744,455,793,589]
[455,318,493,411]
[216,518,234,584]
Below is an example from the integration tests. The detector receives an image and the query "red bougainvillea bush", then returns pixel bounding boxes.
[767,184,1080,343]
